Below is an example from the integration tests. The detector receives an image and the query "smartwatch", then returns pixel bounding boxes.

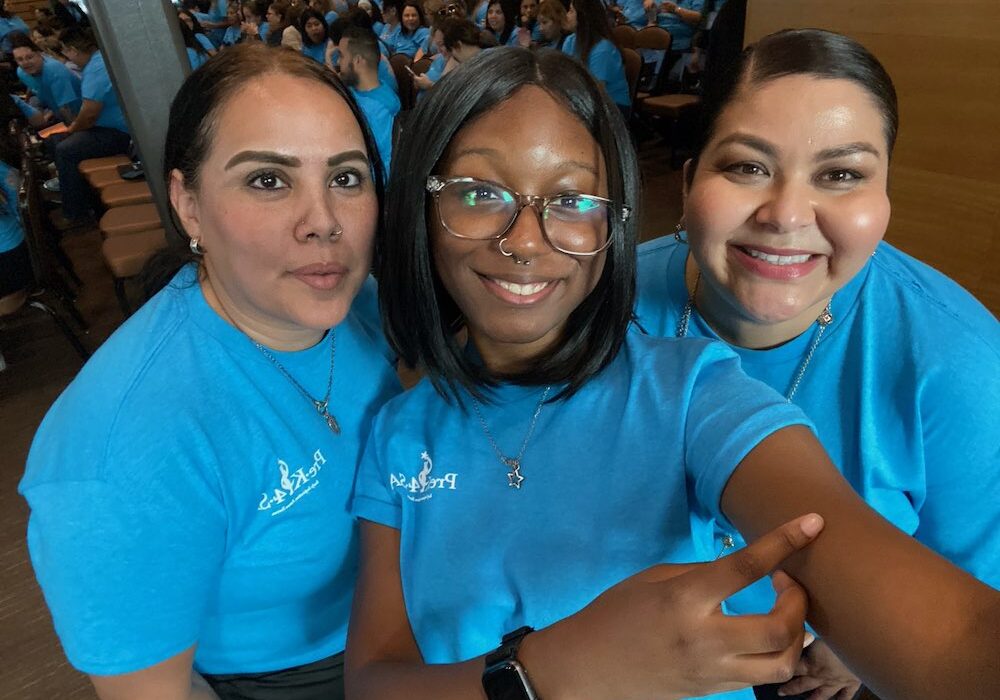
[481,626,539,700]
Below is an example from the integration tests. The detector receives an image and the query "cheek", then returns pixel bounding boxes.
[821,191,890,269]
[684,179,755,252]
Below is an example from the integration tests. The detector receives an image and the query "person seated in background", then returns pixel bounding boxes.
[219,2,244,47]
[387,1,429,57]
[327,11,399,94]
[9,92,52,128]
[412,17,483,94]
[49,0,89,28]
[486,0,519,46]
[179,8,219,55]
[300,8,331,62]
[241,0,271,41]
[534,0,566,49]
[412,1,464,62]
[50,26,131,224]
[562,0,630,116]
[179,17,212,69]
[266,1,303,49]
[339,26,398,176]
[0,4,29,55]
[518,0,543,44]
[411,20,450,93]
[0,127,32,302]
[310,0,341,27]
[608,0,646,28]
[378,0,401,49]
[10,33,81,125]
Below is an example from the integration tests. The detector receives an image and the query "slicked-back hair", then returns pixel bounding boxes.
[342,25,380,65]
[377,47,640,404]
[693,28,898,181]
[142,43,385,299]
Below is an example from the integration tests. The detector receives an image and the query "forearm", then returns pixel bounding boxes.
[674,6,701,26]
[723,426,1000,700]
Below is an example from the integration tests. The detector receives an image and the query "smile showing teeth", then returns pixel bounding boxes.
[745,248,812,265]
[491,278,550,296]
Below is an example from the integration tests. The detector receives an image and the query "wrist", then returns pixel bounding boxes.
[514,626,576,700]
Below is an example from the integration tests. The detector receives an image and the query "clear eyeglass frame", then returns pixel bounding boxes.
[425,175,632,257]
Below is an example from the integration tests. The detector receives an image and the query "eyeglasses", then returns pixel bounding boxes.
[425,176,630,256]
[436,3,462,16]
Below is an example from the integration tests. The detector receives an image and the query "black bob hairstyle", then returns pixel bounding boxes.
[142,43,386,299]
[693,28,899,176]
[377,47,639,404]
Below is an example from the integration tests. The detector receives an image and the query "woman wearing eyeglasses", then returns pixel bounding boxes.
[343,46,1000,700]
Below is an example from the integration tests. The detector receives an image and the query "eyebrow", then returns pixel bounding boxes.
[451,147,599,176]
[224,149,370,170]
[815,142,882,160]
[714,133,778,159]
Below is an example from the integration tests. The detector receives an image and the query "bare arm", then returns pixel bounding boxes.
[90,646,220,700]
[722,425,1000,700]
[67,99,102,134]
[346,517,824,700]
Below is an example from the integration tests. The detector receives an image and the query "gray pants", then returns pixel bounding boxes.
[202,651,345,700]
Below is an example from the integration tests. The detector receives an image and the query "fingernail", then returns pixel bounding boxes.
[800,514,823,537]
[777,691,787,697]
[803,632,815,647]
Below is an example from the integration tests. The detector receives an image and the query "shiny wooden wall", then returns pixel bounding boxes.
[744,1,1000,313]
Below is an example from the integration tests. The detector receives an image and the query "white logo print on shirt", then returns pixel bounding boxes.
[258,449,326,516]
[390,451,458,502]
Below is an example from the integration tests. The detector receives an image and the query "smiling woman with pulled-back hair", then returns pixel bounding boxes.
[19,44,401,700]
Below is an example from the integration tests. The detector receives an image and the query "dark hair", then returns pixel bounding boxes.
[486,0,518,44]
[440,17,480,51]
[694,28,898,173]
[298,8,329,47]
[177,14,209,56]
[342,25,380,64]
[244,0,268,21]
[566,0,611,64]
[377,47,639,403]
[399,1,426,36]
[8,33,41,53]
[58,26,98,53]
[142,44,386,299]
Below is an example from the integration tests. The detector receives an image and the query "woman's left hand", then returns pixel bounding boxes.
[777,639,862,700]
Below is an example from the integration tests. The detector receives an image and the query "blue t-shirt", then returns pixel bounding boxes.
[17,56,82,117]
[259,21,270,41]
[0,160,23,253]
[20,266,402,675]
[11,94,38,121]
[389,26,429,58]
[302,41,326,63]
[474,1,487,27]
[221,24,242,47]
[350,86,397,179]
[187,47,208,70]
[195,32,217,52]
[635,236,1000,615]
[562,34,631,107]
[325,10,339,25]
[379,57,399,93]
[616,0,647,28]
[379,22,400,50]
[0,15,29,53]
[80,52,130,134]
[655,0,706,50]
[425,53,446,82]
[352,330,809,700]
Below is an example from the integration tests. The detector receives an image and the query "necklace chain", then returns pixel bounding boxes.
[471,385,552,489]
[676,272,832,403]
[254,332,340,434]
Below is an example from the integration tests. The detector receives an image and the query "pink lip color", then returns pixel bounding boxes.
[291,262,348,291]
[480,275,558,306]
[730,245,822,280]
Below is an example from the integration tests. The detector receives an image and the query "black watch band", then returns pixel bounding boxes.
[482,626,538,700]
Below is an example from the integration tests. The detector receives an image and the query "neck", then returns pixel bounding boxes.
[685,255,830,350]
[200,267,324,352]
[469,328,561,378]
[355,68,380,91]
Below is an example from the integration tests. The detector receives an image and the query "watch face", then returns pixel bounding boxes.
[482,662,532,700]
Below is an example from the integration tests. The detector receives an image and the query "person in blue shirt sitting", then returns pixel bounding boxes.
[10,33,81,124]
[339,26,399,178]
[0,129,32,302]
[485,0,519,46]
[0,5,29,54]
[608,0,646,28]
[219,2,244,46]
[387,1,429,57]
[634,28,1000,700]
[179,7,219,55]
[309,0,339,26]
[534,0,566,49]
[178,15,211,69]
[299,8,331,62]
[650,0,704,50]
[326,11,400,94]
[377,0,401,49]
[49,26,131,223]
[518,0,544,43]
[412,18,484,94]
[562,0,631,114]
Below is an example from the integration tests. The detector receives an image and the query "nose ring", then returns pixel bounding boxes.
[498,237,531,265]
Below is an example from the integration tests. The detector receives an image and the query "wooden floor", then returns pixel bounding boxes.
[0,142,995,699]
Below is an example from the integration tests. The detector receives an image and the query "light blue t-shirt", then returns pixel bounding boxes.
[0,15,29,53]
[11,94,39,121]
[379,22,400,50]
[616,0,647,28]
[20,266,402,675]
[562,34,631,107]
[302,41,326,63]
[635,236,1000,615]
[350,85,397,179]
[474,1,487,26]
[259,21,270,41]
[0,160,23,253]
[352,330,810,700]
[195,32,217,53]
[17,56,82,117]
[187,47,208,70]
[389,26,429,57]
[221,24,242,46]
[325,10,339,25]
[655,0,706,50]
[80,52,130,134]
[425,53,446,82]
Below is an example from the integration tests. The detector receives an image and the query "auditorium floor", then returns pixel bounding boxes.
[0,141,994,698]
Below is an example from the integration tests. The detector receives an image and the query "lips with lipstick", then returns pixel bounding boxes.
[730,244,823,280]
[291,262,349,291]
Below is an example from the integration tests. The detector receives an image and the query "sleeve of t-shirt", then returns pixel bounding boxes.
[12,94,38,120]
[22,424,228,675]
[48,66,81,111]
[588,41,624,87]
[682,342,814,529]
[80,64,112,104]
[351,411,403,529]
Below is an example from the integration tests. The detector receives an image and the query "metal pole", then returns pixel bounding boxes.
[84,0,189,241]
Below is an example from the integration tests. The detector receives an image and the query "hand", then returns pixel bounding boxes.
[660,1,678,12]
[241,20,258,36]
[525,514,825,700]
[516,27,531,48]
[777,639,862,700]
[643,0,656,10]
[324,38,336,67]
[412,73,433,91]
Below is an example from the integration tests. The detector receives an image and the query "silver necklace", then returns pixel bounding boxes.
[676,272,833,403]
[254,332,340,434]
[471,385,552,489]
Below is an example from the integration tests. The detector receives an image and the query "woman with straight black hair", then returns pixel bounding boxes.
[344,46,1000,700]
[485,0,519,46]
[299,8,330,62]
[20,44,401,700]
[636,28,1000,700]
[562,0,630,111]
